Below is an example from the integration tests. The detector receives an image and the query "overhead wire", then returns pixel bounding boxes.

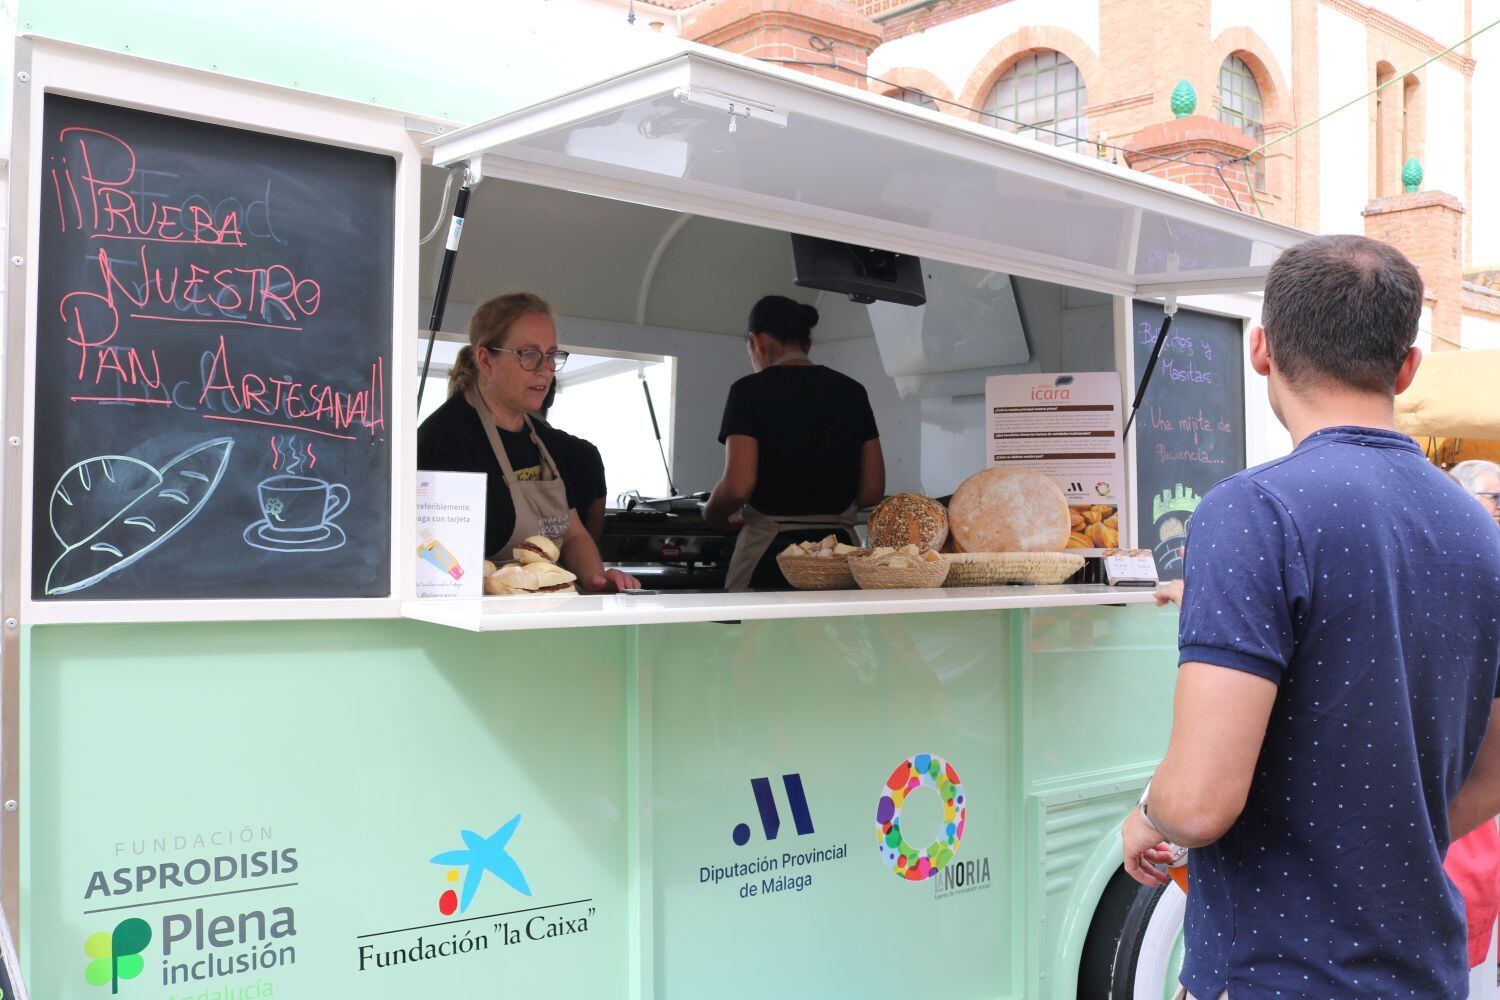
[769,13,1500,223]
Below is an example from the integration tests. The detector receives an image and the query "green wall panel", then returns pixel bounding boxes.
[25,619,630,999]
[1025,604,1178,782]
[647,614,1019,1000]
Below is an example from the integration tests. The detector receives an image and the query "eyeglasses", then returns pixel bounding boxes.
[1476,491,1500,505]
[486,347,569,372]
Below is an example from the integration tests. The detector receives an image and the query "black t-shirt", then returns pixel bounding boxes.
[717,364,879,515]
[545,426,607,509]
[417,393,590,555]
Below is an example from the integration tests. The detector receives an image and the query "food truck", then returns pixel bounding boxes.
[0,6,1306,997]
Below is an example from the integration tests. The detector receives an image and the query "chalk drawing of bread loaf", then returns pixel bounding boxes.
[45,438,234,596]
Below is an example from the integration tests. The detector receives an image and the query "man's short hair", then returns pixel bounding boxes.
[1260,234,1423,393]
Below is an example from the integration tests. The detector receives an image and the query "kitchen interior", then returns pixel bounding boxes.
[416,166,1121,589]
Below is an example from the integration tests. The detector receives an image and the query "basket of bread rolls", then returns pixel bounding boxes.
[482,535,580,596]
[848,544,950,590]
[776,534,867,590]
[939,467,1086,585]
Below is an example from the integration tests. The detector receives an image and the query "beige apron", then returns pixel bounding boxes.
[467,387,571,561]
[723,351,863,591]
[724,503,859,592]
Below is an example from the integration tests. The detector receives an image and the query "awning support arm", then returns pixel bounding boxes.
[416,158,484,416]
[1122,253,1179,438]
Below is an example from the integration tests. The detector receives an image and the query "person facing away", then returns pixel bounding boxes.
[703,295,885,591]
[1121,234,1500,999]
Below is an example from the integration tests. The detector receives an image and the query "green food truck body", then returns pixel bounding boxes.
[0,4,1307,997]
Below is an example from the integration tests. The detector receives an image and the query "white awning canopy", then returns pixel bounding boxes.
[429,48,1305,298]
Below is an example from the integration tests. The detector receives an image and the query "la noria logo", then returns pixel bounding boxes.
[84,917,151,993]
[875,753,966,882]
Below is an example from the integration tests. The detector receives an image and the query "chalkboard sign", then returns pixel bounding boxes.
[1131,302,1247,579]
[32,95,394,600]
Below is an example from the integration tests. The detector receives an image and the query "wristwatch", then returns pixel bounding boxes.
[1138,799,1162,834]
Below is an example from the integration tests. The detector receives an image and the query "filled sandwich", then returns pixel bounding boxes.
[483,560,578,596]
[514,535,561,565]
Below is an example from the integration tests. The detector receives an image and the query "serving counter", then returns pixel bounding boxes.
[402,584,1157,631]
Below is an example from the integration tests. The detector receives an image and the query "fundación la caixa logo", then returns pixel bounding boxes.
[430,813,532,915]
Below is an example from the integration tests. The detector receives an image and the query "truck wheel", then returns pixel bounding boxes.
[1078,869,1187,1000]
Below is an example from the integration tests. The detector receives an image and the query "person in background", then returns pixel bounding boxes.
[1443,458,1500,998]
[704,295,885,591]
[417,291,637,593]
[1122,235,1500,999]
[1453,459,1500,528]
[538,379,608,544]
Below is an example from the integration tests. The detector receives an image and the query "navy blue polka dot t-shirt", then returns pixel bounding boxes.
[1178,426,1500,999]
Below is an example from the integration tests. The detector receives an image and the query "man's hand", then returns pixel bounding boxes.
[1154,580,1184,607]
[1122,806,1174,887]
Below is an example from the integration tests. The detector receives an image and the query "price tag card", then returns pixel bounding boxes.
[1102,548,1159,587]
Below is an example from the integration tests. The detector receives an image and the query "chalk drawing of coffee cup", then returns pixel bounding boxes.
[244,474,350,552]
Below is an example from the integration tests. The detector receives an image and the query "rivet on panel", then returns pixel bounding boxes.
[10,256,21,267]
[4,619,15,630]
[3,801,15,812]
[8,436,19,446]
[16,71,28,83]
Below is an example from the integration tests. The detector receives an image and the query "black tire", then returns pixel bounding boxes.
[1078,868,1180,1000]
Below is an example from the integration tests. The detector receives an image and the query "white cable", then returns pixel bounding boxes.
[418,169,457,246]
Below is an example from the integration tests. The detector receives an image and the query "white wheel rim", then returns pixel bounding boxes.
[1132,883,1187,1000]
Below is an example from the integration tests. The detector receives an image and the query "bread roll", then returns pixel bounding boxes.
[514,535,561,565]
[485,564,540,595]
[866,494,948,551]
[528,562,578,592]
[948,468,1070,553]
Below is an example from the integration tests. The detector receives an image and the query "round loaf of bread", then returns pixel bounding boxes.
[947,468,1070,553]
[866,493,948,551]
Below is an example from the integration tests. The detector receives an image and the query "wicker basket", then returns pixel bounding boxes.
[942,551,1085,587]
[776,552,861,590]
[849,554,950,590]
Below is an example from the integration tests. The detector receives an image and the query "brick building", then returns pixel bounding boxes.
[620,0,1497,350]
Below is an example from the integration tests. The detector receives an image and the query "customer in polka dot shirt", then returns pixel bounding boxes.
[1121,234,1500,999]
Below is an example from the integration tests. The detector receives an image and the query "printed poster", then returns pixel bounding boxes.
[415,471,485,597]
[984,373,1125,552]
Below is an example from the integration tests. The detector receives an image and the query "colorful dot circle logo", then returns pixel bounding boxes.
[875,753,965,881]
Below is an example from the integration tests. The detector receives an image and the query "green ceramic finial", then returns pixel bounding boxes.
[1402,157,1423,193]
[1170,79,1197,118]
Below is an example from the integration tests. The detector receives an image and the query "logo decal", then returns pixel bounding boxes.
[875,754,965,882]
[84,917,151,993]
[732,774,815,846]
[430,814,532,915]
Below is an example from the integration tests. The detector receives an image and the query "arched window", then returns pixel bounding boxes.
[894,87,939,111]
[982,51,1089,151]
[1218,55,1265,187]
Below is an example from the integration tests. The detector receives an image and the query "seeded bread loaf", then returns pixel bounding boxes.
[866,493,948,551]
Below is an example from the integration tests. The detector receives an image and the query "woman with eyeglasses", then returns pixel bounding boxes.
[704,295,886,590]
[417,292,639,592]
[1453,460,1500,528]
